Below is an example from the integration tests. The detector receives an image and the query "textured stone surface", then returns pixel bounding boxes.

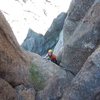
[62,46,100,100]
[36,73,74,100]
[0,78,17,100]
[16,85,35,100]
[0,11,32,86]
[62,0,95,70]
[61,0,100,74]
[22,29,44,55]
[1,1,100,100]
[28,52,68,90]
[53,30,63,56]
[63,0,95,42]
[43,12,67,55]
[0,11,68,95]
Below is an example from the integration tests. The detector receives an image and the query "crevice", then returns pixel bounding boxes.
[64,69,76,76]
[59,64,76,76]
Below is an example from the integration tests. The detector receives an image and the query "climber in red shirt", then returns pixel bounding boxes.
[47,49,58,64]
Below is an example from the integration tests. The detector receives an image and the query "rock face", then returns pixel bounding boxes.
[30,53,74,99]
[0,11,37,100]
[53,30,63,56]
[0,11,31,86]
[22,12,67,55]
[62,46,100,100]
[36,73,74,100]
[16,0,100,99]
[43,12,67,55]
[61,0,97,74]
[22,29,44,55]
[61,0,100,99]
[0,78,17,100]
[16,85,35,100]
[29,52,69,90]
[1,0,100,100]
[53,30,64,64]
[0,11,73,100]
[63,0,95,42]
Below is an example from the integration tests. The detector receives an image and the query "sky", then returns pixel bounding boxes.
[0,0,71,44]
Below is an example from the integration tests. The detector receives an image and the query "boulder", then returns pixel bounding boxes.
[61,0,100,74]
[0,78,17,100]
[63,0,95,42]
[28,52,68,90]
[0,11,31,86]
[36,73,74,100]
[22,29,44,55]
[62,46,100,100]
[16,85,35,100]
[0,11,69,93]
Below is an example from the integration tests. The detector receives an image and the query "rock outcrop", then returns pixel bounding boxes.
[16,85,35,100]
[0,11,31,86]
[61,0,100,99]
[28,52,70,90]
[19,0,100,100]
[61,0,96,74]
[36,72,74,100]
[0,11,69,99]
[0,11,37,100]
[62,46,100,100]
[63,0,95,42]
[22,29,44,55]
[22,12,67,55]
[0,78,17,100]
[1,0,100,100]
[53,30,63,56]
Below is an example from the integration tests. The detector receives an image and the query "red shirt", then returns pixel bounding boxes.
[49,54,57,61]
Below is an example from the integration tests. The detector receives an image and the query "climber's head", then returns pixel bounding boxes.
[48,49,53,56]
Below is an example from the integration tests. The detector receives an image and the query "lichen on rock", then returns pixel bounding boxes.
[29,64,45,90]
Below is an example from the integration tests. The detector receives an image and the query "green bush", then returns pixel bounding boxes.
[29,64,45,90]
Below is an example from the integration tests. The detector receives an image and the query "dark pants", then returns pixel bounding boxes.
[52,60,59,65]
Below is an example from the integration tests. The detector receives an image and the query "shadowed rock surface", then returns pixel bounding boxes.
[36,73,74,100]
[0,78,17,100]
[61,0,99,75]
[63,0,95,42]
[43,12,67,55]
[16,85,35,100]
[0,11,36,100]
[24,0,100,98]
[0,11,68,99]
[62,46,100,100]
[1,0,100,100]
[28,52,68,90]
[22,29,44,55]
[53,30,63,56]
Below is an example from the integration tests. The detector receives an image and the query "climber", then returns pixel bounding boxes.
[47,49,58,65]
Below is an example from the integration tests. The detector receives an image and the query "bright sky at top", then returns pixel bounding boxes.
[0,0,71,44]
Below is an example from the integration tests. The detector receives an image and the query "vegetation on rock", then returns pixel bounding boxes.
[29,64,45,90]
